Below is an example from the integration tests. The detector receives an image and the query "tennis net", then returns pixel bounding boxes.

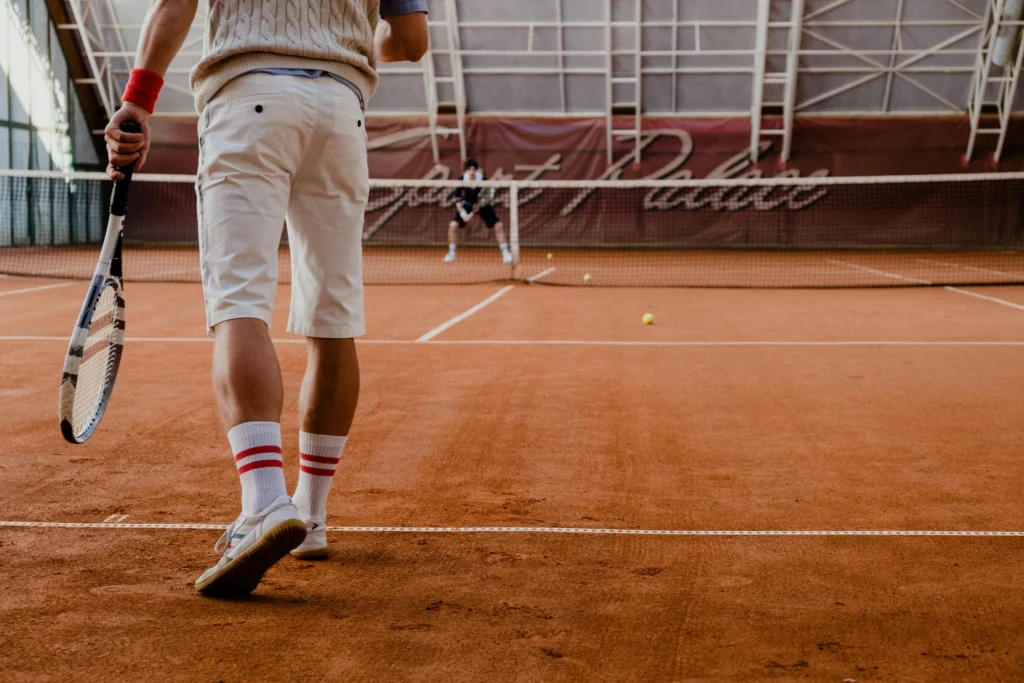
[2,170,1023,288]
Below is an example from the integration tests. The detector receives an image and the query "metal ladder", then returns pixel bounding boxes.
[749,0,805,164]
[605,0,642,165]
[422,0,468,164]
[965,0,1024,163]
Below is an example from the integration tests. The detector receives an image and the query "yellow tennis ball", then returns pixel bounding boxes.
[547,253,554,260]
[642,313,655,325]
[583,273,592,283]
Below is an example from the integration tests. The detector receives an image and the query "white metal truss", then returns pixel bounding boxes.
[794,0,987,115]
[965,0,1024,162]
[45,0,1024,163]
[62,0,117,118]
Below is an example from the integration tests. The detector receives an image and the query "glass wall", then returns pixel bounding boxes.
[1,0,101,171]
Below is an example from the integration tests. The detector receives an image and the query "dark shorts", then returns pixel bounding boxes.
[453,204,501,229]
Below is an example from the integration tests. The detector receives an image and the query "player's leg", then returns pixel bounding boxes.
[193,73,310,597]
[212,320,282,426]
[288,337,359,559]
[445,216,463,262]
[285,79,369,558]
[482,206,512,263]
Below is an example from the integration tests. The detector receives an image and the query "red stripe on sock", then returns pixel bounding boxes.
[234,445,282,461]
[300,453,341,465]
[237,459,284,474]
[300,464,337,476]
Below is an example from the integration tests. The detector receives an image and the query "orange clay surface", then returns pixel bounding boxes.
[2,276,1024,681]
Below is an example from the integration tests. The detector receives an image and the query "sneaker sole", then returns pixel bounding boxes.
[290,546,329,560]
[195,518,307,598]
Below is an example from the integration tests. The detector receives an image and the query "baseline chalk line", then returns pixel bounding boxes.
[1,521,1022,537]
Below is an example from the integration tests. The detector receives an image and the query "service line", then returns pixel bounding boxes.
[1,336,1024,347]
[0,282,74,298]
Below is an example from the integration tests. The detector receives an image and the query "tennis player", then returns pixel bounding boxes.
[444,159,513,264]
[104,1,428,597]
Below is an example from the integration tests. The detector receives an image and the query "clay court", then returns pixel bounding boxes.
[2,266,1024,681]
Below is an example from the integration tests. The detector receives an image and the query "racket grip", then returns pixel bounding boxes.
[110,120,142,217]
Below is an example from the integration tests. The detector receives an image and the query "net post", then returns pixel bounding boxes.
[509,183,520,271]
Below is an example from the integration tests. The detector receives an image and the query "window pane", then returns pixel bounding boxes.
[0,127,9,168]
[11,126,29,168]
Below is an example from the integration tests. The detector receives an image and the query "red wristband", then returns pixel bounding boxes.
[122,69,164,114]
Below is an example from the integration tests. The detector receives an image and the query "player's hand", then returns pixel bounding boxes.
[105,102,151,180]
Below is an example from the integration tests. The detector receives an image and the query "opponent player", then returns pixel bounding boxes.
[444,159,513,264]
[103,1,428,597]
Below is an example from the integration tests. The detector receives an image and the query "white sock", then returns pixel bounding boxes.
[448,244,457,254]
[228,422,287,516]
[292,432,346,522]
[500,243,510,254]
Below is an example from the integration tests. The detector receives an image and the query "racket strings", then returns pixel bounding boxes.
[71,286,119,435]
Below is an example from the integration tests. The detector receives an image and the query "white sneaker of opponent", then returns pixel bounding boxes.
[443,251,456,263]
[502,250,513,264]
[290,519,329,560]
[195,495,306,597]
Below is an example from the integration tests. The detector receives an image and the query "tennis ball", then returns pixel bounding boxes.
[643,313,655,325]
[547,253,554,260]
[583,273,592,283]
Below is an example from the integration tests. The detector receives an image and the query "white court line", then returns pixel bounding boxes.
[1,336,1023,347]
[528,266,557,283]
[0,282,74,298]
[917,258,1024,280]
[0,520,1021,537]
[831,259,1024,312]
[827,259,932,285]
[147,267,200,278]
[945,286,1024,312]
[416,285,516,342]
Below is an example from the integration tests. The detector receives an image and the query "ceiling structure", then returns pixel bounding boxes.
[54,0,1024,164]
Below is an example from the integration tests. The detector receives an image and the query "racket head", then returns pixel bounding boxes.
[59,277,125,444]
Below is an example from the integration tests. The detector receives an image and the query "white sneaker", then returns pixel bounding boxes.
[290,519,328,560]
[443,251,456,263]
[194,495,306,597]
[502,250,513,264]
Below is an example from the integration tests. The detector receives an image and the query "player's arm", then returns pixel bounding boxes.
[450,188,473,219]
[377,2,429,63]
[105,0,199,179]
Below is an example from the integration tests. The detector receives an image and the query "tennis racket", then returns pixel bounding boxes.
[59,120,140,444]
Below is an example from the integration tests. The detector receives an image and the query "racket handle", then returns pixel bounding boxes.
[110,120,142,217]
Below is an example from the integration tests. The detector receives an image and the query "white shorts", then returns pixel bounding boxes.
[197,72,369,338]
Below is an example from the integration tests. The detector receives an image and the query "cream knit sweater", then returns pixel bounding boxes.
[190,0,381,113]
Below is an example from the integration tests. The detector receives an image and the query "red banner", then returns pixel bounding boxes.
[148,116,1024,179]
